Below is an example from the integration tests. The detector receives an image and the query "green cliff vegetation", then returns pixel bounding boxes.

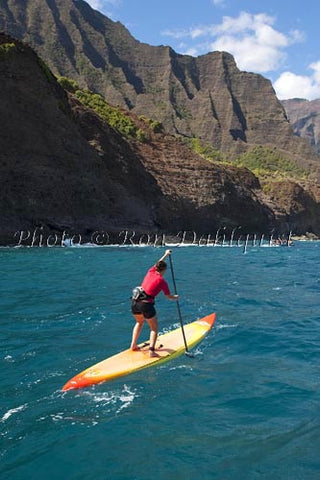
[57,76,79,92]
[57,76,147,140]
[75,89,141,139]
[0,43,16,59]
[182,138,308,183]
[182,137,225,162]
[233,146,308,180]
[138,116,164,133]
[56,78,309,183]
[38,57,56,82]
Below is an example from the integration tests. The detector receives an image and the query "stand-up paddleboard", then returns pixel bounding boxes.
[62,312,216,391]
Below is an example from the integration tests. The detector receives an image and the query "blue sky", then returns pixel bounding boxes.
[86,0,320,100]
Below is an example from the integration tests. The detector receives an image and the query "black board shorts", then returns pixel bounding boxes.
[131,300,156,319]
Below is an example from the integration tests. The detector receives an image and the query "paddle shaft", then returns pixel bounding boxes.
[168,255,190,354]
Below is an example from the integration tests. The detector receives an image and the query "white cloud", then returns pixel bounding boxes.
[163,11,303,74]
[211,34,287,72]
[86,0,103,9]
[86,0,121,10]
[310,61,320,84]
[213,12,275,36]
[208,13,292,72]
[274,63,320,100]
[162,28,189,39]
[289,29,305,43]
[184,47,200,57]
[211,0,227,7]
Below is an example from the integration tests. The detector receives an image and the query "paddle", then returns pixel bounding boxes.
[168,254,194,358]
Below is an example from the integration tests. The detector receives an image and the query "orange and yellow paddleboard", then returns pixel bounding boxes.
[62,312,216,391]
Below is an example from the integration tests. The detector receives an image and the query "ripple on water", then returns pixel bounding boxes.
[0,243,319,480]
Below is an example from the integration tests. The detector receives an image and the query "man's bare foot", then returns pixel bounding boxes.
[130,345,140,351]
[149,347,158,357]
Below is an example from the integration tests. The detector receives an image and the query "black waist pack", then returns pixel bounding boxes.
[131,286,153,301]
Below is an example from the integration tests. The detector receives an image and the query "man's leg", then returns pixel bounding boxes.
[146,316,158,357]
[130,314,144,350]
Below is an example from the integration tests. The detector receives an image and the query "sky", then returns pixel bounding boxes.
[85,0,320,100]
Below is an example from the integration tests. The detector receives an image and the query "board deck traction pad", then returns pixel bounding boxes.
[62,312,216,391]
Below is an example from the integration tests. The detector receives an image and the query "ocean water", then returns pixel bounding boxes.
[0,242,319,480]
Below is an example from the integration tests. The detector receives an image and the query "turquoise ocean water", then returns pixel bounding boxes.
[1,242,319,480]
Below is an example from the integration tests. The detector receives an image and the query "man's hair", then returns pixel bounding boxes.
[155,260,167,272]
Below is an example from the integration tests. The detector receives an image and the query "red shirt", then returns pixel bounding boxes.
[141,266,170,298]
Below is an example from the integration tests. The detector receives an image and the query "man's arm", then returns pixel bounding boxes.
[158,249,172,263]
[158,250,179,300]
[165,293,179,301]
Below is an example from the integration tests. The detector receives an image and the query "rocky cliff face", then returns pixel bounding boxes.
[0,34,319,243]
[1,0,319,179]
[282,99,320,155]
[1,32,318,241]
[0,33,162,237]
[0,33,270,240]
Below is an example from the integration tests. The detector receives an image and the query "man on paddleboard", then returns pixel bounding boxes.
[130,249,178,357]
